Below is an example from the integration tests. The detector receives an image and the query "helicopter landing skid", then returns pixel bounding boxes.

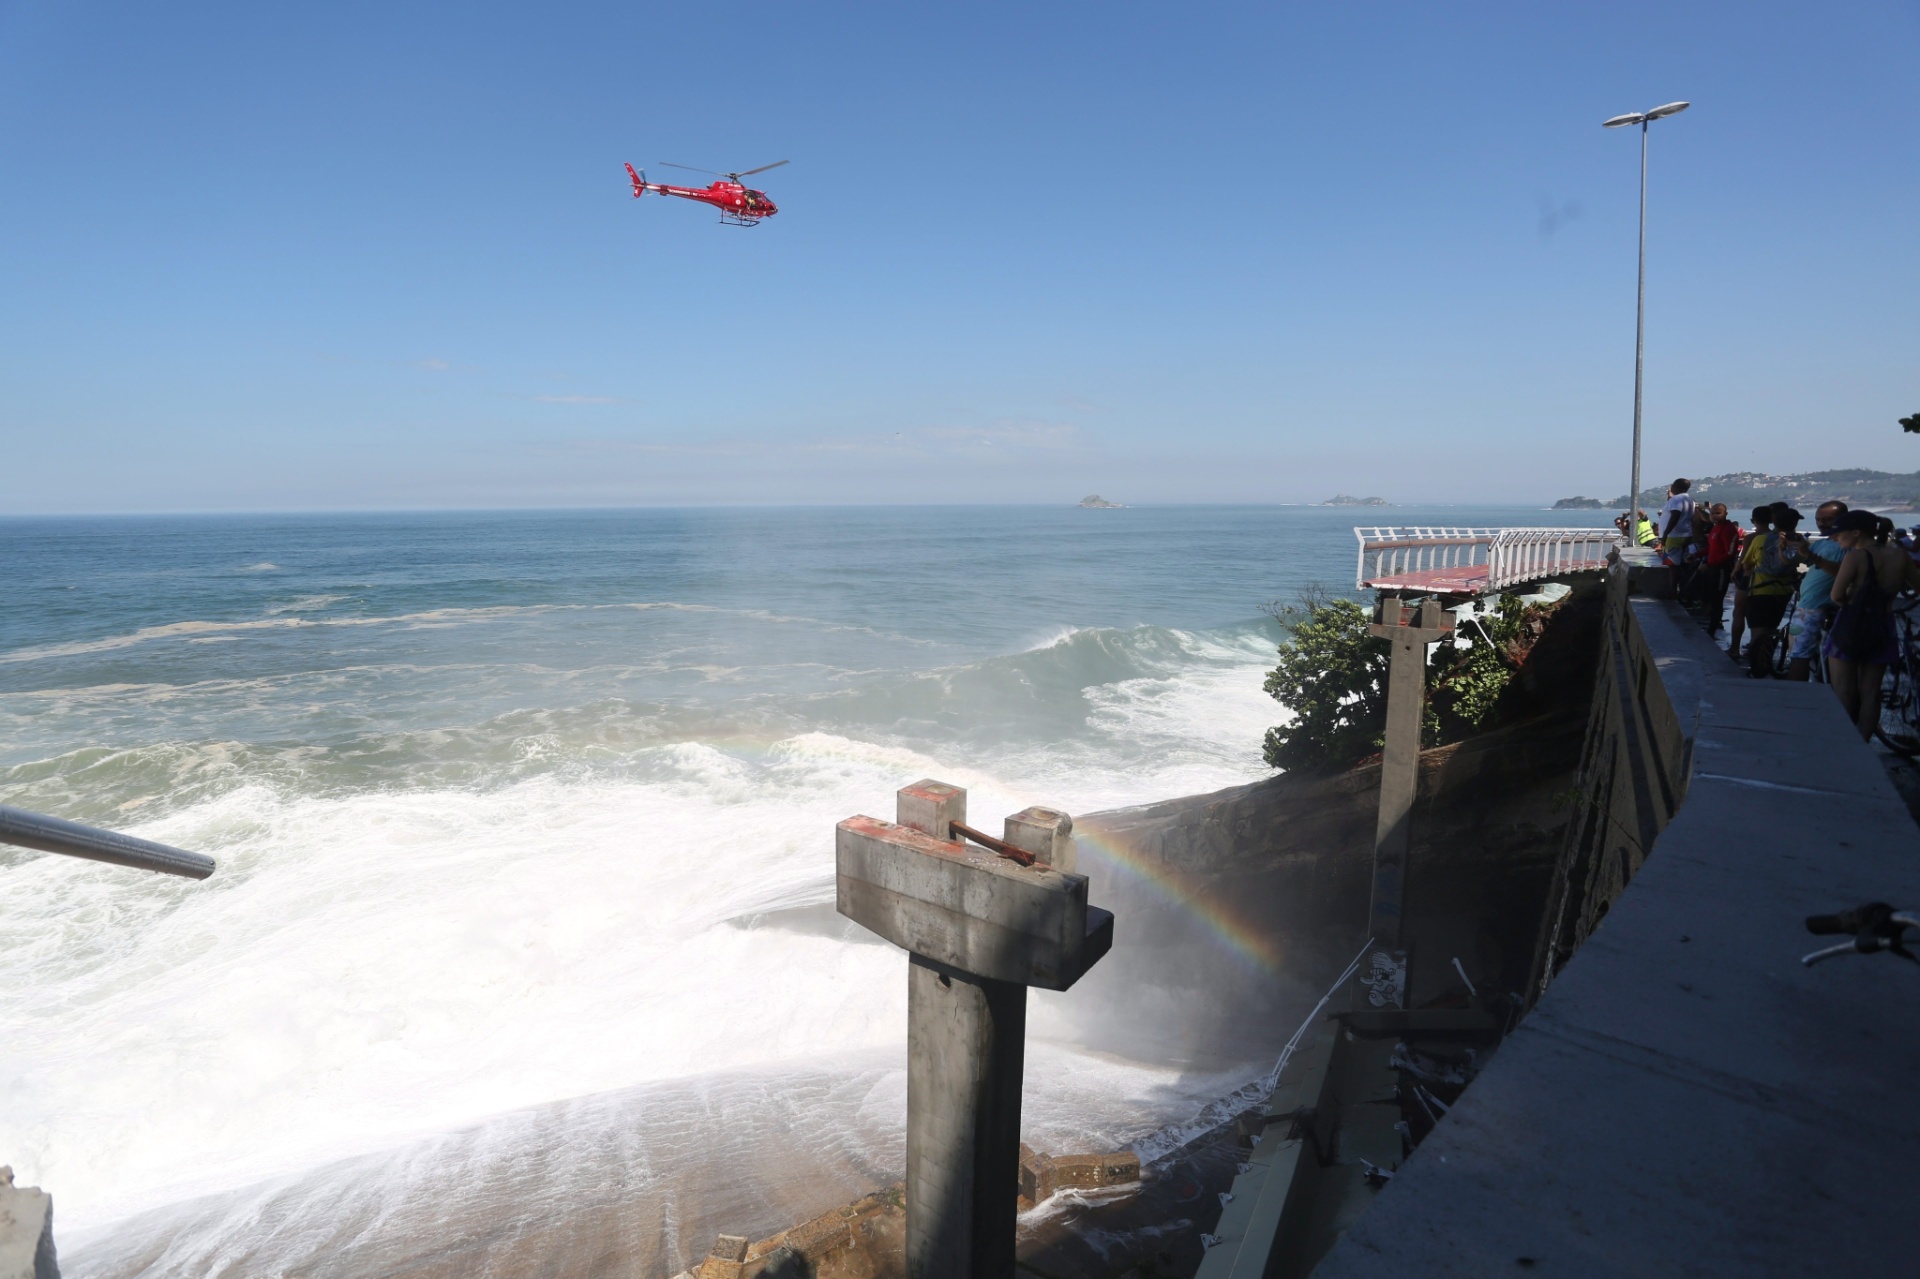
[717,210,766,227]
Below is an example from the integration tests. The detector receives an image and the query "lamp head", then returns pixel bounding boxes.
[1603,112,1646,128]
[1645,100,1691,120]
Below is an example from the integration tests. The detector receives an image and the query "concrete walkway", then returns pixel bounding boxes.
[1316,598,1920,1278]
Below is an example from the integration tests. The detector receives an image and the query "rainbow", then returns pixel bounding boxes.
[572,727,1292,974]
[1072,826,1287,974]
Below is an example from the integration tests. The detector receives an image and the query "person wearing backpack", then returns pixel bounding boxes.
[1727,504,1772,662]
[1742,504,1817,678]
[1825,510,1920,740]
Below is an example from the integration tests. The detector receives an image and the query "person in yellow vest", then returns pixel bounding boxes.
[1634,511,1658,546]
[1739,504,1811,678]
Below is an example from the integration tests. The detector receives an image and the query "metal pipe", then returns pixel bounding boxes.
[0,804,215,880]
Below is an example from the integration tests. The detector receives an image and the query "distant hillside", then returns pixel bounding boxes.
[1612,469,1920,513]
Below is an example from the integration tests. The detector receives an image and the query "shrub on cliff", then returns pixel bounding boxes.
[1428,593,1539,736]
[1260,591,1393,771]
[1261,590,1550,772]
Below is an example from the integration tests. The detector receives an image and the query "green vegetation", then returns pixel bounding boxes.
[1262,590,1549,772]
[1901,413,1920,435]
[1260,591,1392,771]
[1613,469,1920,511]
[1553,496,1606,509]
[1429,595,1537,734]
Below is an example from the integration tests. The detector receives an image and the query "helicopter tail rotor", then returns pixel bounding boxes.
[624,163,648,198]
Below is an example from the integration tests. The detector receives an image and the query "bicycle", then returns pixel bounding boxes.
[1875,596,1920,756]
[1802,902,1919,966]
[1765,591,1829,682]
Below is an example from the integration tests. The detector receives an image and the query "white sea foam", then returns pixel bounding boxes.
[0,601,941,666]
[1,702,1278,1236]
[265,594,351,615]
[2,542,1295,1274]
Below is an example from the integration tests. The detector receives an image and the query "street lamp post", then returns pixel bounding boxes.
[1604,100,1689,535]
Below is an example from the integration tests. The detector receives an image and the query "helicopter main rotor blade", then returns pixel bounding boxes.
[736,160,789,177]
[657,161,724,177]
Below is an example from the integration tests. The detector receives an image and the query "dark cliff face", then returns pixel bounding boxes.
[1064,582,1606,1068]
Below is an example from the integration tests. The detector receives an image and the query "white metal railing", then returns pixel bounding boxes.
[1354,527,1500,589]
[1355,526,1625,591]
[1487,527,1625,590]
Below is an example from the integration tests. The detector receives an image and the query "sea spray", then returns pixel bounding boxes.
[0,505,1604,1271]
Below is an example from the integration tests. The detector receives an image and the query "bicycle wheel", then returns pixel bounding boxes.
[1876,651,1920,756]
[1770,624,1794,677]
[1770,598,1798,677]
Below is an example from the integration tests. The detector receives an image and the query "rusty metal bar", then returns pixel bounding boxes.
[949,820,1037,867]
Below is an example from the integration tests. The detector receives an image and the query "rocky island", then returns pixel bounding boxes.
[1319,494,1388,507]
[1077,495,1125,508]
[1552,496,1607,509]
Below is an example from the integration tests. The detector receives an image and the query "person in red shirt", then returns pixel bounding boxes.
[1701,503,1741,637]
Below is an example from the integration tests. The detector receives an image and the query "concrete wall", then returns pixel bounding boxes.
[1525,562,1705,1006]
[1313,571,1920,1278]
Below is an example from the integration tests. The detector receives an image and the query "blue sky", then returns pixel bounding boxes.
[2,1,1915,511]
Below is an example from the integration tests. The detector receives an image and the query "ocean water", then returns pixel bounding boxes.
[0,504,1610,1274]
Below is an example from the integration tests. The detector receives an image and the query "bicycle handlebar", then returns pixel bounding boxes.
[1801,902,1918,967]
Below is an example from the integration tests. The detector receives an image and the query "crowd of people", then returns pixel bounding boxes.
[1612,478,1920,740]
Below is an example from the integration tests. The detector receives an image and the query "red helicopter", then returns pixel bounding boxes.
[624,160,787,227]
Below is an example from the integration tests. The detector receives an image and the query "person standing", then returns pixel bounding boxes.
[1739,504,1806,678]
[1785,500,1848,681]
[1658,479,1695,596]
[1727,504,1771,661]
[1701,503,1740,636]
[1825,510,1920,739]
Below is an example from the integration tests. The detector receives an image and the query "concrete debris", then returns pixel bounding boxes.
[0,1167,59,1279]
[1017,1144,1141,1212]
[679,1186,905,1279]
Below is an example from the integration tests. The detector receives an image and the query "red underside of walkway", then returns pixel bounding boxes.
[1362,566,1492,596]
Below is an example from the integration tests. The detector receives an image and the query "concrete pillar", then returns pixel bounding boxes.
[1002,806,1074,874]
[1364,596,1455,1008]
[906,956,1026,1276]
[837,780,1112,1279]
[0,1167,58,1279]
